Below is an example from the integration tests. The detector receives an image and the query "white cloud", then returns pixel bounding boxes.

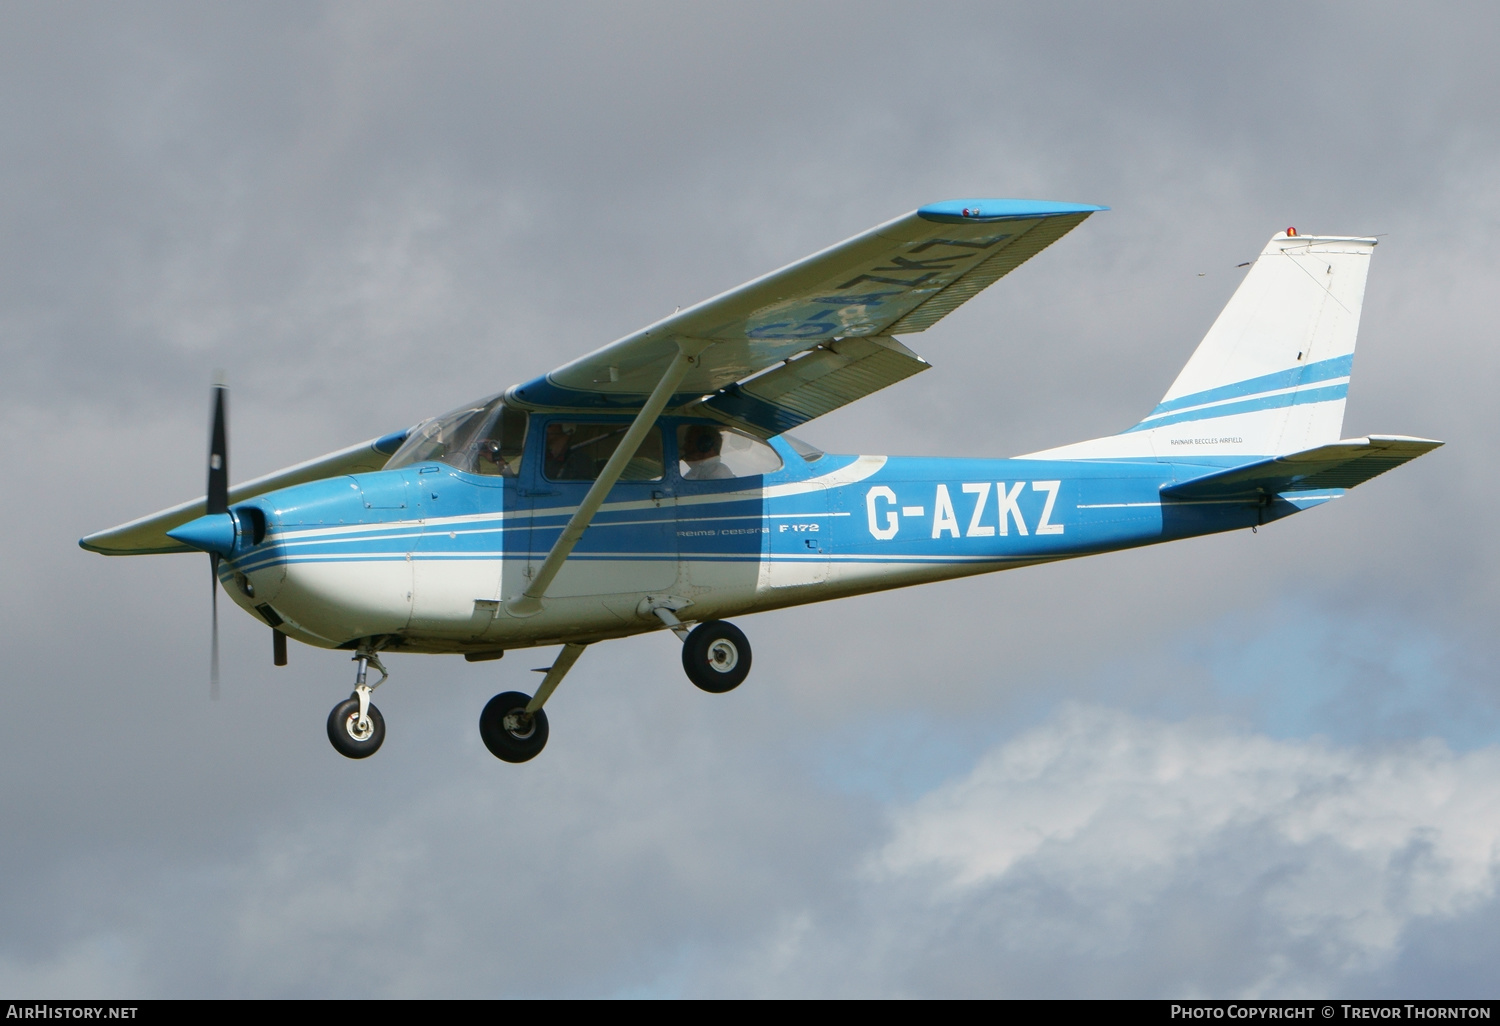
[841,705,1500,996]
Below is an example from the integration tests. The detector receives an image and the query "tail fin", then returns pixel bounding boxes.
[1026,231,1376,461]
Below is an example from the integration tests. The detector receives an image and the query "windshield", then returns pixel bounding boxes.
[385,394,529,476]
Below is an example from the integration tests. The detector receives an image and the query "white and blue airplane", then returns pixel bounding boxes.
[82,199,1440,762]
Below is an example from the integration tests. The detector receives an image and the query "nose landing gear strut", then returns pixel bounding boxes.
[327,647,389,759]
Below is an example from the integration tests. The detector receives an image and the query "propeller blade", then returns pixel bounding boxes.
[207,383,228,700]
[207,384,229,516]
[210,554,221,701]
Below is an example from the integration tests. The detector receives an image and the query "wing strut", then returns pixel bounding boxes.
[506,340,708,617]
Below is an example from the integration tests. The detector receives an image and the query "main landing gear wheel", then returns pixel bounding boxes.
[682,620,751,693]
[479,691,549,763]
[327,694,386,759]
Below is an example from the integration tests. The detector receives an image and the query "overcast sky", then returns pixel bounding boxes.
[2,1,1498,998]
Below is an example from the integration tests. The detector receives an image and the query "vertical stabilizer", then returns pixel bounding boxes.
[1025,231,1376,461]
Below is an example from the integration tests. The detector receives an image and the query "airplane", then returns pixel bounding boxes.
[80,199,1441,763]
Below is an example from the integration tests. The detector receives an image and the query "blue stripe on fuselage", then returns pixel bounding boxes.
[222,448,1293,582]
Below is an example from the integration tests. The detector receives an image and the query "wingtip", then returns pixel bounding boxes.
[78,531,196,556]
[372,427,413,456]
[1366,434,1445,448]
[917,198,1108,223]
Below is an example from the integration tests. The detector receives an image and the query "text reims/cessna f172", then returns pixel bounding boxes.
[82,199,1440,762]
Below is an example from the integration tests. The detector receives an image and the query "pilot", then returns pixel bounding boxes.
[475,438,519,476]
[680,425,734,480]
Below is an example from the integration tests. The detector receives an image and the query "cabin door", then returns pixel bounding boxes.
[521,420,677,598]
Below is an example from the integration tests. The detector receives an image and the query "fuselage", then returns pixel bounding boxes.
[214,414,1316,655]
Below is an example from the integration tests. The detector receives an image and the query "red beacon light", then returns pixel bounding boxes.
[1286,226,1298,236]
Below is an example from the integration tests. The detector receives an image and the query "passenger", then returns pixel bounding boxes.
[680,425,734,480]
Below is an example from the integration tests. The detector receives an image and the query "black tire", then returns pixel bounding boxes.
[479,691,550,763]
[682,620,751,693]
[327,694,386,759]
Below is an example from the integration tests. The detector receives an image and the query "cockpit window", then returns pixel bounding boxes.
[543,422,663,482]
[385,394,528,476]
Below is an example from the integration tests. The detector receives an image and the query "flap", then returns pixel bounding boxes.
[1162,435,1443,501]
[693,335,930,436]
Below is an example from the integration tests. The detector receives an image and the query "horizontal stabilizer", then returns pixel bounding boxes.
[79,429,411,555]
[694,335,929,436]
[1161,436,1442,502]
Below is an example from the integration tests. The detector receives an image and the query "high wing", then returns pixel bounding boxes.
[1161,436,1443,502]
[80,430,410,555]
[506,198,1104,434]
[84,198,1101,557]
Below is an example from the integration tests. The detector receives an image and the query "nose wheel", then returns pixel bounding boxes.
[327,648,389,759]
[327,694,386,758]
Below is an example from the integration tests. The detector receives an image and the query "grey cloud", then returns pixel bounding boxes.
[6,703,1495,998]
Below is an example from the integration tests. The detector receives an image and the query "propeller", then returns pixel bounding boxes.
[206,383,229,700]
